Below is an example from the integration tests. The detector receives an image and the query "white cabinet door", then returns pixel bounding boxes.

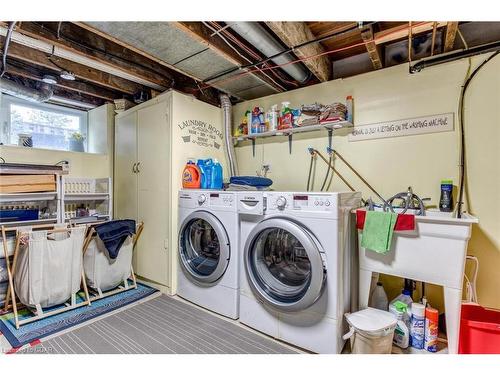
[114,111,138,221]
[135,100,170,286]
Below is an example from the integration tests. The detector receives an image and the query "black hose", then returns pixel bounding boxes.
[320,154,333,191]
[0,22,17,78]
[457,51,500,218]
[306,154,314,192]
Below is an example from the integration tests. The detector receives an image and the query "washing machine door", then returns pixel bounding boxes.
[179,211,230,284]
[244,217,326,312]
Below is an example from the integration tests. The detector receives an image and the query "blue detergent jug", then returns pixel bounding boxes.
[211,159,223,189]
[197,159,213,189]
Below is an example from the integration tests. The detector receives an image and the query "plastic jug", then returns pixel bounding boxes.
[197,159,213,189]
[370,282,389,311]
[182,160,201,189]
[211,159,223,189]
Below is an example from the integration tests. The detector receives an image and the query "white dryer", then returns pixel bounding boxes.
[178,190,239,319]
[237,191,361,353]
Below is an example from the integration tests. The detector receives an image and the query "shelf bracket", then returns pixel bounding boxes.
[327,129,333,150]
[251,138,256,157]
[288,133,293,154]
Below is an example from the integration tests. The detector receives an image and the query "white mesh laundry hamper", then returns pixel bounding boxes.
[14,226,86,309]
[83,235,133,293]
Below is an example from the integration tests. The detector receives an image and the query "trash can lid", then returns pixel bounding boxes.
[345,308,397,333]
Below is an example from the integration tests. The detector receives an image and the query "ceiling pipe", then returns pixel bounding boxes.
[0,26,166,91]
[410,40,500,73]
[0,77,53,102]
[229,22,310,84]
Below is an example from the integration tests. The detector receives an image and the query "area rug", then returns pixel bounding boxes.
[0,283,158,349]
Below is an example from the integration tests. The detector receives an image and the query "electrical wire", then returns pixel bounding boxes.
[456,51,500,218]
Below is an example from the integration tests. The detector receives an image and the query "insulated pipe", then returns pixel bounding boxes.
[220,94,238,177]
[0,78,53,102]
[229,22,310,84]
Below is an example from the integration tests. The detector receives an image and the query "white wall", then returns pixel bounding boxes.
[233,55,500,310]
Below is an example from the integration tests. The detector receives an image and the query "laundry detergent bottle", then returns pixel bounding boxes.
[211,159,223,189]
[197,158,213,189]
[182,159,201,189]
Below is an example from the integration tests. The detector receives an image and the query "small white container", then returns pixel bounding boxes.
[344,308,397,354]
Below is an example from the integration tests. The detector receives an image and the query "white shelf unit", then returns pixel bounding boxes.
[0,181,62,227]
[62,177,112,223]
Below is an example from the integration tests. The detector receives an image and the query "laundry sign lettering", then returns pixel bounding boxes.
[348,113,454,142]
[178,119,223,149]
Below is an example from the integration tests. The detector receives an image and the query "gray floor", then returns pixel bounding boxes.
[18,295,296,354]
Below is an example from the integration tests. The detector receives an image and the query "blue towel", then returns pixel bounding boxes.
[229,176,273,187]
[94,220,136,259]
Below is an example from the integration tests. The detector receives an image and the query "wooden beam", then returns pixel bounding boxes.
[374,21,448,45]
[266,22,331,82]
[4,61,122,101]
[15,22,173,90]
[0,36,147,95]
[444,22,459,52]
[174,22,284,91]
[360,25,383,70]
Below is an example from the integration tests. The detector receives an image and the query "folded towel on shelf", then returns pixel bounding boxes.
[360,211,398,254]
[94,220,136,259]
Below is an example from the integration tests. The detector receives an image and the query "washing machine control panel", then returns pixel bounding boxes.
[266,193,335,212]
[209,192,234,207]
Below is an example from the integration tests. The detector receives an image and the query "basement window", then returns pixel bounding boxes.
[0,95,88,152]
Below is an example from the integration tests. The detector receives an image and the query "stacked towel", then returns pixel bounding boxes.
[227,176,273,191]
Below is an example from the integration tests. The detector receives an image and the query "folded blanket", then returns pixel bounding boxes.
[95,220,136,259]
[229,176,273,187]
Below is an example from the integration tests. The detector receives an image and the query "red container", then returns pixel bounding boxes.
[459,303,500,354]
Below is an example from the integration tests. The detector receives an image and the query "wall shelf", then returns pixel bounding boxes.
[64,193,110,201]
[0,191,58,203]
[62,177,112,222]
[233,121,353,155]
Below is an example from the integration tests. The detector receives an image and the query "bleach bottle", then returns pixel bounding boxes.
[211,159,223,189]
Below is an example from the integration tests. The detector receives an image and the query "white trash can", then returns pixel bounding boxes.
[343,308,397,354]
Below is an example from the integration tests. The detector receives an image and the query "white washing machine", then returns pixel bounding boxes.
[178,189,239,319]
[237,191,361,353]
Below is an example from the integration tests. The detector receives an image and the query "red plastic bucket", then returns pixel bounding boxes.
[459,303,500,354]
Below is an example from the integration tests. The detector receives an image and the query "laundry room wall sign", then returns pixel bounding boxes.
[178,120,223,149]
[348,113,454,142]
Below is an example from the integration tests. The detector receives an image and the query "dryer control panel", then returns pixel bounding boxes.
[266,192,337,213]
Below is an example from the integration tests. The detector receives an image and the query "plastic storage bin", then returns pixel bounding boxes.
[459,303,500,354]
[344,308,397,354]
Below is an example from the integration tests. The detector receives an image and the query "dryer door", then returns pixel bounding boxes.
[244,218,326,312]
[179,211,230,284]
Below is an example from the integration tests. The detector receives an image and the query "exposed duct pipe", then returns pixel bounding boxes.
[220,94,238,177]
[1,22,17,78]
[0,77,53,102]
[229,22,310,84]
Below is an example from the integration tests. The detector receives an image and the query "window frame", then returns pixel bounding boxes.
[0,94,89,152]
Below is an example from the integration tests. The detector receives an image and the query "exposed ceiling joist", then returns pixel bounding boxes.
[444,22,459,52]
[4,62,122,101]
[173,21,284,92]
[13,22,173,90]
[265,21,331,82]
[360,25,383,70]
[374,21,448,45]
[0,36,147,95]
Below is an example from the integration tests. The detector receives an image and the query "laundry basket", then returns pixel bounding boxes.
[344,308,397,354]
[83,235,133,293]
[14,226,86,309]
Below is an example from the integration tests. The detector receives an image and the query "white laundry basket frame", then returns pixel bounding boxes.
[1,224,91,329]
[81,221,144,302]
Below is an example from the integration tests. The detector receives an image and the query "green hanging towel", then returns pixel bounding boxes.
[361,211,398,253]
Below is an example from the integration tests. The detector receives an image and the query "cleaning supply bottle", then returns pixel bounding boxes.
[424,306,439,352]
[370,282,389,311]
[391,301,410,349]
[197,159,213,189]
[265,104,279,131]
[211,159,223,189]
[346,95,353,123]
[182,159,201,189]
[410,302,426,349]
[439,179,454,212]
[279,101,293,130]
[390,289,413,327]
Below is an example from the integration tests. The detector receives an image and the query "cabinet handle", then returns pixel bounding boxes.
[132,163,137,173]
[136,162,141,173]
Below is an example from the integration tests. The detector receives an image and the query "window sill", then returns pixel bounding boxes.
[0,144,108,156]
